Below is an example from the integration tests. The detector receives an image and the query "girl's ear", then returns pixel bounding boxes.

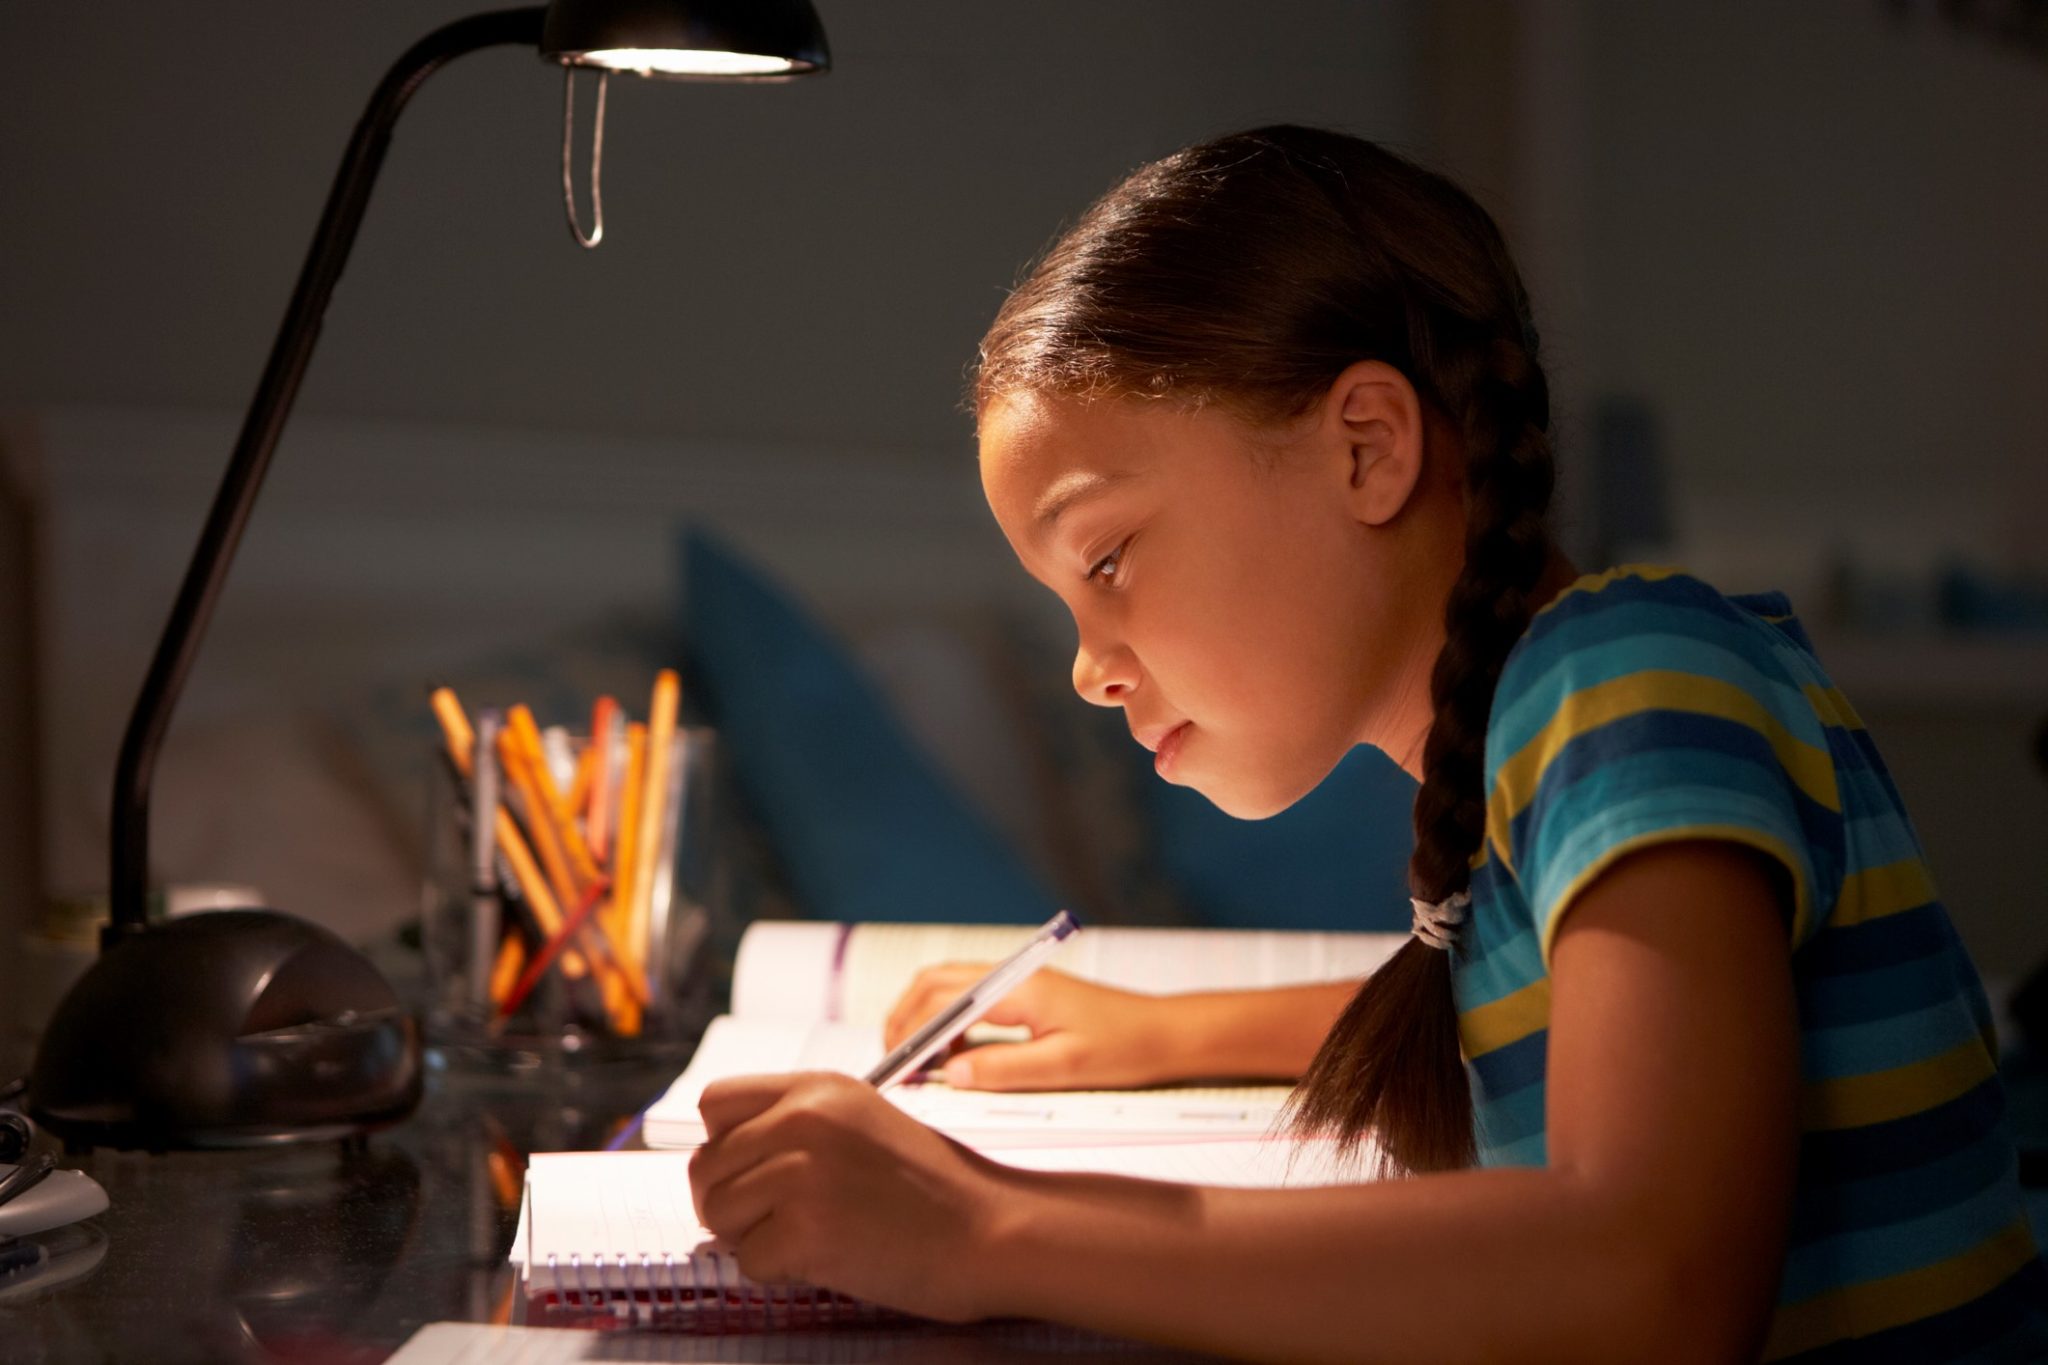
[1331,360,1426,527]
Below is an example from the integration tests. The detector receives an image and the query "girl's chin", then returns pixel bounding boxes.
[1179,769,1311,822]
[1174,745,1343,821]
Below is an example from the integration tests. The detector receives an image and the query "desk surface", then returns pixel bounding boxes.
[0,1057,1223,1364]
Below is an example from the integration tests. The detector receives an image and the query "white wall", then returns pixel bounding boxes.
[0,2,1424,457]
[1574,1,2048,977]
[1580,0,2048,595]
[24,403,1041,945]
[0,1,1427,975]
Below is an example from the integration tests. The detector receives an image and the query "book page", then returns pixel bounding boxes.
[724,920,1404,1030]
[892,1079,1295,1144]
[642,1016,881,1148]
[992,1136,1369,1188]
[729,922,847,1020]
[836,923,1404,1027]
[643,1017,1298,1149]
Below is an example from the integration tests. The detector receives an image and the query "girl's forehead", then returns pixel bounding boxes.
[979,391,1202,486]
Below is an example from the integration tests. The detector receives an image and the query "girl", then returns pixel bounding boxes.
[687,126,2046,1362]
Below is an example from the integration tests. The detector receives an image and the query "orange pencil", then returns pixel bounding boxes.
[584,696,621,862]
[488,935,527,1007]
[494,731,645,1011]
[507,706,602,890]
[567,740,599,822]
[497,731,576,900]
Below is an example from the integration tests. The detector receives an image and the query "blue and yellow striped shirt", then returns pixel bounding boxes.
[1457,566,2046,1361]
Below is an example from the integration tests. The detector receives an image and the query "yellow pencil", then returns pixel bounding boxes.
[609,722,649,961]
[627,670,680,1001]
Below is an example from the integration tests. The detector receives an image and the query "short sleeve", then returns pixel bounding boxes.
[1483,576,1844,966]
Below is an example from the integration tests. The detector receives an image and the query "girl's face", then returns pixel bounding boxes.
[978,371,1462,818]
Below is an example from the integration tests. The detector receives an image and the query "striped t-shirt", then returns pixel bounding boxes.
[1455,565,2046,1361]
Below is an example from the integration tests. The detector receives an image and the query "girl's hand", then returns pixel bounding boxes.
[882,964,1177,1090]
[687,1071,1015,1323]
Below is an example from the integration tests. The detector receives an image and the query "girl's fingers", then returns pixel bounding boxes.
[689,1072,869,1216]
[941,1031,1088,1091]
[970,976,1051,1030]
[733,1209,811,1287]
[882,963,992,1047]
[695,1147,815,1245]
[698,1072,805,1138]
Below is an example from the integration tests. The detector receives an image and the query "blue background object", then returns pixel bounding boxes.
[680,528,1416,932]
[679,530,1060,924]
[1142,746,1416,933]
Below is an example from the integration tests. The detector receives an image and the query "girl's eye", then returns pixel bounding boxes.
[1086,540,1128,585]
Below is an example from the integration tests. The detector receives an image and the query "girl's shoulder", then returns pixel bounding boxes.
[1487,564,1825,770]
[1508,562,1811,683]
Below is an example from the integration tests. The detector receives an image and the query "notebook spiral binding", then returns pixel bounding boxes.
[542,1248,891,1331]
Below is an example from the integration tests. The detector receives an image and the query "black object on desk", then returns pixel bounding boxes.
[21,0,830,1154]
[28,913,422,1151]
[0,1111,32,1164]
[0,1153,54,1210]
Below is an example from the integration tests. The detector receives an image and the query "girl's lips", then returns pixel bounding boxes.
[1154,721,1190,777]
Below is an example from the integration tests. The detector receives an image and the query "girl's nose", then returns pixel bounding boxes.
[1072,640,1137,707]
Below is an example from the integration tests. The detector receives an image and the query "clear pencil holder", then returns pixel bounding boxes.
[420,724,721,1070]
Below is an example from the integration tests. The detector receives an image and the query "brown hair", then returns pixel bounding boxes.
[973,126,1556,1174]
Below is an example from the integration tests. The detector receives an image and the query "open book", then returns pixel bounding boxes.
[515,1142,1361,1332]
[642,919,1404,1149]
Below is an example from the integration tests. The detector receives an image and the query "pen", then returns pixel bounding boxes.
[863,910,1081,1090]
[468,710,503,1012]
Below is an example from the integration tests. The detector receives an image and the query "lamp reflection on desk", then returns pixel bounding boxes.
[43,1145,423,1364]
[24,0,829,1154]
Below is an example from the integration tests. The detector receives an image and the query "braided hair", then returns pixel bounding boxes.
[974,126,1558,1175]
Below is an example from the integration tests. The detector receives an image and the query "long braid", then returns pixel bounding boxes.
[1290,328,1556,1174]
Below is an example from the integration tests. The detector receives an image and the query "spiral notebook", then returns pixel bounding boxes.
[514,1142,1357,1332]
[643,920,1403,1149]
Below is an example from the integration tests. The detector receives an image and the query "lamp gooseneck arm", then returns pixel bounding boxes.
[106,7,548,944]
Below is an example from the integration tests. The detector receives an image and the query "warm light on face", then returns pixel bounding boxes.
[575,48,802,76]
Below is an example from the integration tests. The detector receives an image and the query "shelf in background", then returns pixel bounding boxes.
[1806,632,2048,712]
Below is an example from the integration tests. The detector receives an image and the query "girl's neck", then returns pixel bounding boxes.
[1380,547,1582,783]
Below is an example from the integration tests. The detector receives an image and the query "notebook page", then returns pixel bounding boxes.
[524,1151,711,1291]
[393,1318,1226,1363]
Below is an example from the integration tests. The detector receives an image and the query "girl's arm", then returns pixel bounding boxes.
[693,840,1800,1364]
[882,967,1358,1089]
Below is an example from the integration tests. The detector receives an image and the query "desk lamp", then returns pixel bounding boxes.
[26,0,829,1152]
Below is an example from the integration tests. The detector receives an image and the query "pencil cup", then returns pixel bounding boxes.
[420,724,722,1069]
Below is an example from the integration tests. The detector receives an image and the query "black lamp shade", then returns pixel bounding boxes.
[542,0,830,77]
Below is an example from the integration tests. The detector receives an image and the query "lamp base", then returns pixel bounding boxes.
[26,909,423,1152]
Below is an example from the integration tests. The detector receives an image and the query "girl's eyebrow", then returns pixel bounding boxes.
[1034,470,1135,532]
